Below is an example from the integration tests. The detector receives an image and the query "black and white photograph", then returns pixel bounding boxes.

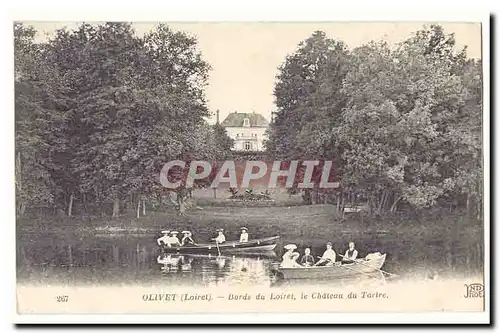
[12,17,488,322]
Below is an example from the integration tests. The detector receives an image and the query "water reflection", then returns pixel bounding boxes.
[150,252,275,286]
[16,230,483,287]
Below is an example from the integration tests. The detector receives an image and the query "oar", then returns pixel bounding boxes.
[338,253,398,277]
[215,240,221,256]
[315,256,380,279]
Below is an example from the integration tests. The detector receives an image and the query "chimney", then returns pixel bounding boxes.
[216,109,220,124]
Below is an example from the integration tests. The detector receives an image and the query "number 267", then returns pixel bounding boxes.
[56,295,69,302]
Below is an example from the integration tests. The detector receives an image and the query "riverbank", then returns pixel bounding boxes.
[17,204,483,244]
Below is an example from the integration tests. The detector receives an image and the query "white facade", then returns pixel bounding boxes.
[220,112,269,152]
[225,126,268,151]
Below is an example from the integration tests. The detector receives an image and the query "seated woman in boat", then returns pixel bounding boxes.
[181,231,195,246]
[157,230,170,246]
[281,244,301,268]
[314,242,337,266]
[169,231,181,246]
[300,248,315,267]
[213,229,226,244]
[239,227,249,243]
[341,242,359,264]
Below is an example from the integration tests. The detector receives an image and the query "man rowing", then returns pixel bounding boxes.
[239,227,249,243]
[213,229,226,244]
[181,231,195,246]
[341,241,359,264]
[314,242,337,266]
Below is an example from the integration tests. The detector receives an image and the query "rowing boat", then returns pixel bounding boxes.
[158,251,277,260]
[160,236,280,254]
[271,253,387,280]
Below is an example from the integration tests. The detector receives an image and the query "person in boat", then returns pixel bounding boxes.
[169,231,181,246]
[213,229,226,244]
[314,242,337,267]
[281,244,301,268]
[157,230,170,246]
[300,248,315,267]
[181,231,195,246]
[239,227,249,243]
[342,241,359,264]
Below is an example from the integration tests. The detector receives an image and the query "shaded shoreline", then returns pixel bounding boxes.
[17,204,483,238]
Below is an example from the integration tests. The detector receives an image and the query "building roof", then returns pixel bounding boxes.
[221,112,269,127]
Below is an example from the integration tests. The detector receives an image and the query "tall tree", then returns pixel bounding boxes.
[267,31,350,159]
[15,22,216,218]
[267,24,482,216]
[15,23,60,217]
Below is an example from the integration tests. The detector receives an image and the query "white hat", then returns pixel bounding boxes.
[161,230,170,234]
[284,244,297,250]
[181,230,190,234]
[240,227,248,231]
[171,231,179,235]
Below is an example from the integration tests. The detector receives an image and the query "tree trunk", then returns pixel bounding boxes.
[170,188,189,216]
[466,193,470,216]
[19,202,26,217]
[369,196,375,215]
[142,198,146,216]
[378,190,388,213]
[112,198,120,218]
[157,193,163,207]
[68,245,73,265]
[302,189,312,205]
[16,152,25,217]
[83,192,88,213]
[178,195,186,216]
[136,198,140,219]
[476,197,481,221]
[16,152,22,177]
[67,193,74,217]
[336,194,341,214]
[390,196,402,212]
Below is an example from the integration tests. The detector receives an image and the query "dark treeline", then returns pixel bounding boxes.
[15,22,483,222]
[14,22,233,219]
[265,25,483,219]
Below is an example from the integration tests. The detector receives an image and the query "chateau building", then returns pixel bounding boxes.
[219,111,269,151]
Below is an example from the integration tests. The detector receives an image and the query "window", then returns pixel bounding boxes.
[243,118,250,127]
[244,141,252,151]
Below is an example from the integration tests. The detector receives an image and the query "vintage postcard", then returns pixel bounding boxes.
[12,14,490,324]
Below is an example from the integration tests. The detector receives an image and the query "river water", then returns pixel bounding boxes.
[17,228,483,288]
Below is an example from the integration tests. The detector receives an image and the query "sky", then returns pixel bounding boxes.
[24,21,482,124]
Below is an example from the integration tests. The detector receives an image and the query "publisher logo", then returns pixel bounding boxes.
[464,283,484,298]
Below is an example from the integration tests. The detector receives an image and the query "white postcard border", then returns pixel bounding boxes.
[3,2,492,325]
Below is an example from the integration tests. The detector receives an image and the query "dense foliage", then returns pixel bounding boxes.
[266,25,483,218]
[15,22,233,218]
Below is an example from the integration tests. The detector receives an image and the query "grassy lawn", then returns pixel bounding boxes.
[18,201,483,247]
